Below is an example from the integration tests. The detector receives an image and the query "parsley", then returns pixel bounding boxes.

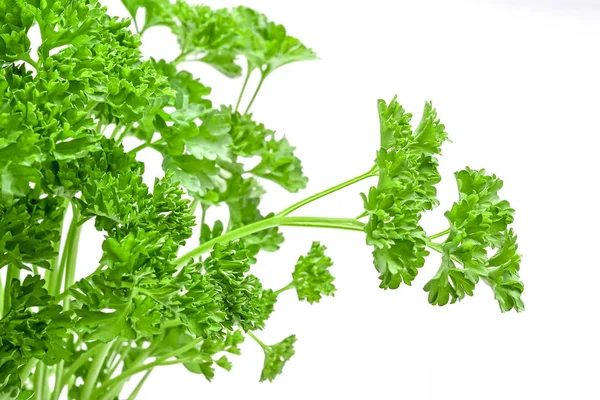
[0,0,523,398]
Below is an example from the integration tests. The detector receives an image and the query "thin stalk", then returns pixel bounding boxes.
[129,138,164,155]
[99,337,203,397]
[428,228,451,240]
[19,358,39,385]
[274,282,295,296]
[80,342,112,400]
[115,123,132,145]
[60,345,103,388]
[190,198,200,215]
[247,332,267,350]
[3,265,19,315]
[23,54,39,70]
[34,363,47,400]
[49,200,70,296]
[127,370,152,400]
[99,346,150,400]
[105,345,130,381]
[132,17,140,34]
[63,205,82,312]
[175,216,364,267]
[235,65,252,112]
[0,274,3,318]
[243,73,266,114]
[50,363,64,400]
[277,168,378,217]
[173,52,190,65]
[282,216,364,231]
[355,210,368,220]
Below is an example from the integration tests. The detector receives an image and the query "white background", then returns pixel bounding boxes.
[88,0,600,398]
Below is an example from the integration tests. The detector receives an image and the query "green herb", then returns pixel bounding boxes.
[0,0,523,398]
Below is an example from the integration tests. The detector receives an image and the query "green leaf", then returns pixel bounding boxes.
[0,276,73,399]
[424,168,523,312]
[163,155,229,198]
[0,0,36,65]
[232,6,317,75]
[363,97,447,289]
[171,2,242,77]
[121,0,174,32]
[0,193,65,270]
[292,242,335,304]
[258,334,296,382]
[250,137,307,193]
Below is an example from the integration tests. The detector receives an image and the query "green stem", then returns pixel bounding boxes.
[127,370,152,400]
[355,210,368,220]
[99,345,153,400]
[274,282,295,296]
[33,363,47,400]
[247,332,267,350]
[80,342,112,400]
[175,216,364,266]
[60,345,103,390]
[0,274,3,318]
[428,228,450,240]
[190,198,200,215]
[3,265,19,316]
[63,205,82,312]
[129,138,164,155]
[22,54,39,70]
[235,65,252,112]
[99,337,204,397]
[50,363,64,400]
[132,17,140,34]
[105,344,129,382]
[19,358,38,385]
[173,52,190,65]
[243,73,266,114]
[115,123,132,145]
[427,241,443,254]
[49,199,70,297]
[277,168,378,217]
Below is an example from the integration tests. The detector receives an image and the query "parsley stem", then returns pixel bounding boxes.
[3,265,19,316]
[127,370,152,400]
[60,344,103,388]
[33,362,47,400]
[274,282,296,296]
[129,138,165,154]
[235,64,252,112]
[23,54,39,70]
[277,167,378,217]
[63,205,82,312]
[428,228,450,240]
[244,73,266,114]
[355,210,369,220]
[248,331,267,350]
[81,341,112,400]
[175,216,364,266]
[98,337,204,397]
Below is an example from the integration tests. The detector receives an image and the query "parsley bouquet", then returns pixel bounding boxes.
[0,0,524,399]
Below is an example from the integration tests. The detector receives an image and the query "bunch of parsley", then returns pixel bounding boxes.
[0,0,524,398]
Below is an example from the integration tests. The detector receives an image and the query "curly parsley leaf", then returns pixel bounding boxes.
[363,98,448,289]
[0,192,65,270]
[292,242,335,304]
[232,6,317,76]
[171,1,242,77]
[0,276,73,398]
[257,334,296,382]
[424,168,524,312]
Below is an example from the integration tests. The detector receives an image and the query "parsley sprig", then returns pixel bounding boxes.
[0,0,523,398]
